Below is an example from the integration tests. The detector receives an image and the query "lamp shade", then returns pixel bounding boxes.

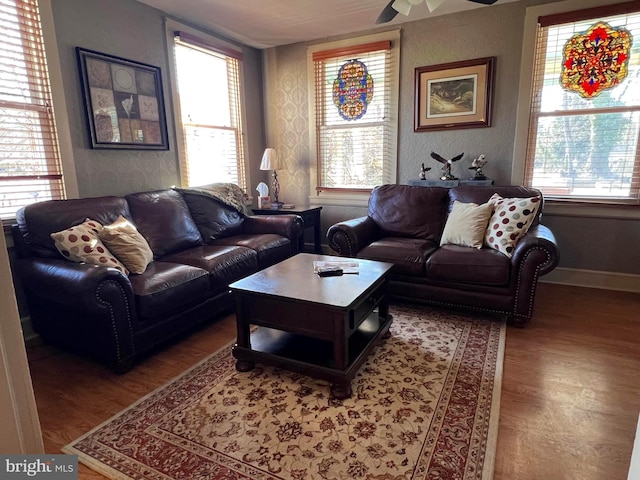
[260,148,279,170]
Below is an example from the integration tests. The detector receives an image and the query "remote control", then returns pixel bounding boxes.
[318,267,343,277]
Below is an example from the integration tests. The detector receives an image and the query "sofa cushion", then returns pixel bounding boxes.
[440,201,493,249]
[426,245,510,285]
[358,237,439,276]
[125,190,203,258]
[128,261,210,319]
[161,245,258,293]
[484,194,541,258]
[213,234,292,269]
[50,218,129,275]
[368,184,448,241]
[180,191,245,241]
[16,196,130,258]
[99,215,153,274]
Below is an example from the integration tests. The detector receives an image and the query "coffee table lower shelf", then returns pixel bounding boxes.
[232,312,392,399]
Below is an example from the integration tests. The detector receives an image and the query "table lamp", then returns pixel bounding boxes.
[260,148,283,209]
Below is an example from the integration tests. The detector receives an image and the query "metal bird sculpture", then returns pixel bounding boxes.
[469,154,488,179]
[430,151,463,180]
[419,162,431,180]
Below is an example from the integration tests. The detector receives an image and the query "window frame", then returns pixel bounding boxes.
[513,0,640,219]
[164,18,250,191]
[307,30,400,207]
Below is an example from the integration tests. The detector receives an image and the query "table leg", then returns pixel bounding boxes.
[330,382,352,399]
[233,295,254,372]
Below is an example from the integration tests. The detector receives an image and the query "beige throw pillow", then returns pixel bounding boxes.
[99,215,153,274]
[51,218,129,275]
[440,201,494,249]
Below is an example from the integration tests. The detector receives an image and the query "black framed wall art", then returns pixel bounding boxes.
[414,57,495,132]
[76,47,169,150]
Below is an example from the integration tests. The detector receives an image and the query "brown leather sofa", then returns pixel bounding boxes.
[326,184,559,325]
[12,188,303,371]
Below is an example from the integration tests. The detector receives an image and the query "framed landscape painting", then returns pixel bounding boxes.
[414,57,495,132]
[76,47,169,150]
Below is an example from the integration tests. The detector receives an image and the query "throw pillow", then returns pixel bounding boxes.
[99,215,153,274]
[440,201,493,249]
[50,218,129,275]
[484,194,541,257]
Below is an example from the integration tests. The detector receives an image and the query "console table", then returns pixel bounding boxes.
[252,205,323,253]
[407,178,494,187]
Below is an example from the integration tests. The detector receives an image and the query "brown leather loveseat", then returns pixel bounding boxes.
[12,187,303,371]
[327,184,559,325]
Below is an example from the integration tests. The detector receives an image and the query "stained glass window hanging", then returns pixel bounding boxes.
[561,21,632,98]
[332,59,374,120]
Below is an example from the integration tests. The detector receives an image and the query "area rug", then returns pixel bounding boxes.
[64,305,505,480]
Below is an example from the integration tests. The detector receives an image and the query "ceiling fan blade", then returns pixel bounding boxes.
[375,0,400,24]
[391,0,413,16]
[467,0,499,4]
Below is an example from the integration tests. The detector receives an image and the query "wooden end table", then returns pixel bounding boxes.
[252,206,322,253]
[229,253,393,399]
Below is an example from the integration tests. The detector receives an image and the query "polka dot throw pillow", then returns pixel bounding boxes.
[50,218,129,275]
[484,194,541,258]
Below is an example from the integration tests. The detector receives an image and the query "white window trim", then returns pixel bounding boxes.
[307,30,400,208]
[163,18,251,190]
[32,0,78,200]
[512,0,640,220]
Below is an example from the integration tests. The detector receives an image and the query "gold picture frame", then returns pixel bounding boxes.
[414,57,495,132]
[76,47,169,150]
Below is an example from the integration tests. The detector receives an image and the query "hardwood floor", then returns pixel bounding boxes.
[27,284,640,480]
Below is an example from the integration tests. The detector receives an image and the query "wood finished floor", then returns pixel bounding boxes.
[27,283,640,480]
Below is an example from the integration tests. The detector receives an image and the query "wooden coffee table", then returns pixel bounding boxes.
[229,253,393,399]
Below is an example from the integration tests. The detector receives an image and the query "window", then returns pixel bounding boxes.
[172,31,246,189]
[523,4,640,204]
[309,31,399,195]
[0,0,64,221]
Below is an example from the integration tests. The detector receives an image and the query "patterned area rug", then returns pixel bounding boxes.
[64,305,504,480]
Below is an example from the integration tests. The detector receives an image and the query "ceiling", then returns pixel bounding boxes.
[136,0,520,49]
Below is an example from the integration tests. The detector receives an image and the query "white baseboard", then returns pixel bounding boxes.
[541,267,640,293]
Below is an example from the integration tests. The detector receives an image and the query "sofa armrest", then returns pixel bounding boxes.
[243,215,304,249]
[16,257,134,308]
[14,257,138,371]
[511,224,560,276]
[326,216,381,257]
[508,224,560,323]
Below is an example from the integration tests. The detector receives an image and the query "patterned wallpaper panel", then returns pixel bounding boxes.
[263,45,310,207]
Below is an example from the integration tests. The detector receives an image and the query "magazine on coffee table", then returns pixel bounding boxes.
[313,260,359,274]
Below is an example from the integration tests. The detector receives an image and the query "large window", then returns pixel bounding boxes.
[524,4,640,204]
[0,0,64,221]
[309,32,399,194]
[172,31,246,189]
